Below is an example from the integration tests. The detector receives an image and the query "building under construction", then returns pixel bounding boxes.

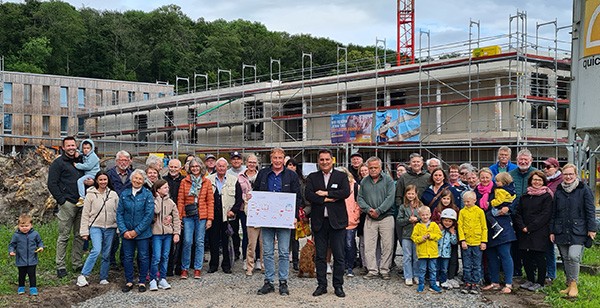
[1,11,573,173]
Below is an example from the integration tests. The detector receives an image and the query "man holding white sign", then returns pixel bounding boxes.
[305,149,351,298]
[253,148,301,296]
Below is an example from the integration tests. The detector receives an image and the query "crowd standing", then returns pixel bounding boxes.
[9,136,597,300]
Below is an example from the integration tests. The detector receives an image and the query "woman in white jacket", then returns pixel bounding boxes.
[77,170,119,286]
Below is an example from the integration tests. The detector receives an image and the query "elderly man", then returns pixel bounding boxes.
[226,152,245,260]
[509,148,537,278]
[228,151,246,176]
[348,152,363,181]
[395,153,431,203]
[254,148,301,296]
[459,163,476,183]
[165,158,185,276]
[306,149,351,297]
[207,158,243,274]
[489,146,518,178]
[426,158,441,174]
[48,136,86,278]
[205,154,217,175]
[358,156,396,280]
[106,150,133,269]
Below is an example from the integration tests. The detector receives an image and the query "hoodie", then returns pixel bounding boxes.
[74,139,100,177]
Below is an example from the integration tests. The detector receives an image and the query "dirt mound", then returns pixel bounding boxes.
[0,145,57,225]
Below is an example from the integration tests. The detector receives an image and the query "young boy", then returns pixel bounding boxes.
[74,139,100,206]
[458,191,487,295]
[487,172,516,239]
[411,206,443,293]
[9,214,44,296]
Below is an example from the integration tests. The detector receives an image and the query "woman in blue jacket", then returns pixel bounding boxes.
[117,169,155,293]
[550,164,597,298]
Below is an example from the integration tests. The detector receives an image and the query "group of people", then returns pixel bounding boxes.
[8,138,597,300]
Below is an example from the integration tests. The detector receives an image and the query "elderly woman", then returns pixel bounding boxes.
[550,163,597,298]
[116,169,155,293]
[144,166,161,189]
[239,154,263,275]
[77,171,119,287]
[477,168,516,294]
[177,157,214,279]
[513,170,553,292]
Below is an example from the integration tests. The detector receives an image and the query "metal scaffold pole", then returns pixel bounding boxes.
[0,56,4,154]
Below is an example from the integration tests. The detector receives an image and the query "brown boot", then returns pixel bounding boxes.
[568,281,578,298]
[559,280,571,294]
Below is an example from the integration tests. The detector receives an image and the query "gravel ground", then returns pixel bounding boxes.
[75,254,508,308]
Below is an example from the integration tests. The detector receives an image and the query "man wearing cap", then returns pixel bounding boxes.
[543,157,563,193]
[205,154,217,175]
[349,152,363,181]
[228,151,246,177]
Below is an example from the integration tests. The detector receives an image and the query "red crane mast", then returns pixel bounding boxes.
[397,0,415,65]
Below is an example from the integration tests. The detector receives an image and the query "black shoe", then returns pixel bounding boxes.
[207,268,218,273]
[57,268,67,278]
[257,281,275,295]
[334,286,346,298]
[223,268,232,274]
[279,280,289,295]
[138,284,146,292]
[312,286,327,297]
[121,283,133,293]
[293,263,299,271]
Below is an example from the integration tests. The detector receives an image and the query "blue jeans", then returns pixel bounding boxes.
[401,239,418,279]
[487,242,513,285]
[345,229,357,271]
[261,227,291,283]
[81,227,115,280]
[463,246,483,284]
[418,258,437,287]
[546,244,557,279]
[151,234,172,280]
[182,217,206,270]
[77,174,94,198]
[122,237,150,284]
[437,258,450,283]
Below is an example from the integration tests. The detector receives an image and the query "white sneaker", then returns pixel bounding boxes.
[449,279,461,288]
[99,280,109,285]
[76,275,89,287]
[441,281,452,289]
[243,262,248,270]
[254,259,262,270]
[413,278,419,285]
[158,278,171,290]
[405,278,414,286]
[149,279,158,291]
[327,263,333,274]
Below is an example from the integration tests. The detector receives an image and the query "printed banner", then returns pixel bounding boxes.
[330,111,373,143]
[375,109,420,142]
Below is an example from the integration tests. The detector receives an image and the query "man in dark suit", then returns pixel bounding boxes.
[305,149,351,298]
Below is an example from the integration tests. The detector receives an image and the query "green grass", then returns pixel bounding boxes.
[544,271,600,307]
[581,244,600,266]
[0,221,79,295]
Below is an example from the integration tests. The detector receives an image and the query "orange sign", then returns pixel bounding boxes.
[584,0,600,57]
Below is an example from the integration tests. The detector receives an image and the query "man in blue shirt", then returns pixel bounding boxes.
[253,148,301,296]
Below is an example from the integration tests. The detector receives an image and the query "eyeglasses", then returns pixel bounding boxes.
[563,173,576,177]
[460,172,468,175]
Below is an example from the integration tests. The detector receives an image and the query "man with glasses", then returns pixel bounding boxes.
[490,146,518,178]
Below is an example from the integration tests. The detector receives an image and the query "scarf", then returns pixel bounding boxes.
[477,181,494,211]
[561,178,579,194]
[188,174,203,197]
[527,185,553,197]
[547,170,562,181]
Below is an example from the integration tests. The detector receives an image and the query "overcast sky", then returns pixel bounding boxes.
[9,0,574,53]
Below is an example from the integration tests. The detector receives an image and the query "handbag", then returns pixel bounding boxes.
[295,208,311,240]
[184,203,198,217]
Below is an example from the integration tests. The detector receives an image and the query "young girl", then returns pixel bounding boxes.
[9,213,44,295]
[149,180,181,291]
[396,185,423,286]
[438,208,458,289]
[431,189,460,225]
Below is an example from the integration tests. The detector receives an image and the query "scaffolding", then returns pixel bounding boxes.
[79,12,571,169]
[0,56,4,154]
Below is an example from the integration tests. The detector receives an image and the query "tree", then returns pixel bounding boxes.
[5,36,52,73]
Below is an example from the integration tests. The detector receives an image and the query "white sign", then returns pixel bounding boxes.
[246,191,296,228]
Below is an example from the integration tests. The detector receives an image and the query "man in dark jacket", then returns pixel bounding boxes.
[395,153,431,204]
[47,136,85,278]
[106,150,133,268]
[306,149,351,297]
[254,148,301,296]
[165,158,185,276]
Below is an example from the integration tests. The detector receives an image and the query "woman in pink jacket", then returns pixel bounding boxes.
[337,167,360,277]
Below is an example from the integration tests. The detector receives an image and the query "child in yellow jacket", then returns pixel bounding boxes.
[411,206,442,293]
[458,191,487,294]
